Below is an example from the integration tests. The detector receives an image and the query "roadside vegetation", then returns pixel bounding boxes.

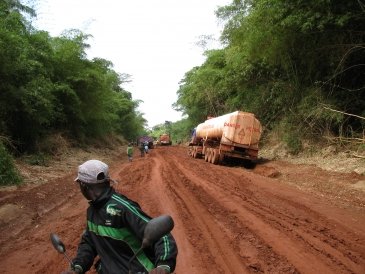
[1,0,364,186]
[173,0,364,153]
[0,0,148,185]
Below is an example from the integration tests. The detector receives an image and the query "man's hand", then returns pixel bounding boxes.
[61,265,82,274]
[61,264,82,274]
[149,266,170,274]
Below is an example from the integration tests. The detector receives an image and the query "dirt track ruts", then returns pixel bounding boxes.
[0,145,364,273]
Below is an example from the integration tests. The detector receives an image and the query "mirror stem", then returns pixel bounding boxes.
[64,252,73,266]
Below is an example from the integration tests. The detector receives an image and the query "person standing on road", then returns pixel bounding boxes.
[61,160,178,274]
[144,141,149,155]
[139,141,145,157]
[127,143,134,162]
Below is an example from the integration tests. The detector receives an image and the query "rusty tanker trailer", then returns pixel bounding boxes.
[189,111,262,165]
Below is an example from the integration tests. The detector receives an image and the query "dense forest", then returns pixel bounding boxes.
[1,0,364,185]
[0,0,146,153]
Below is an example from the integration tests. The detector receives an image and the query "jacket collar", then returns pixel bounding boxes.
[89,187,115,208]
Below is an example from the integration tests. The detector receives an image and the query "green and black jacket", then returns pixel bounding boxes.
[72,187,178,274]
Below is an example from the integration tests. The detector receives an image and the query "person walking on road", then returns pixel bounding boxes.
[61,160,178,274]
[127,143,134,162]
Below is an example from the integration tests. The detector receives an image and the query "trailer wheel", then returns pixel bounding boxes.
[212,149,219,164]
[204,148,210,162]
[191,147,195,158]
[219,153,224,163]
[208,148,213,163]
[193,147,198,158]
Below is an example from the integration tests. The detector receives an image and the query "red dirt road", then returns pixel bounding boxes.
[0,146,364,273]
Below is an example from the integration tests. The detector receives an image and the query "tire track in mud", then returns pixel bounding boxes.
[215,169,365,273]
[154,153,250,274]
[147,156,202,273]
[156,150,298,273]
[193,165,365,273]
[156,147,365,273]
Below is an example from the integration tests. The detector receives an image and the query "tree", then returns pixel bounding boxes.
[0,1,146,152]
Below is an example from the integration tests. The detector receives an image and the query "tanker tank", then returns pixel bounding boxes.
[195,111,262,146]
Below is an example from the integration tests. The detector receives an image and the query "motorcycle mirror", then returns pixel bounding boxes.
[50,233,74,267]
[50,233,66,254]
[142,215,174,248]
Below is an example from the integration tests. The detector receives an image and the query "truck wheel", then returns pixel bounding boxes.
[212,149,219,164]
[219,153,225,163]
[193,147,198,158]
[204,148,210,162]
[208,148,214,163]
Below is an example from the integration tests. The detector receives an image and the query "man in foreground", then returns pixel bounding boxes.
[62,159,178,274]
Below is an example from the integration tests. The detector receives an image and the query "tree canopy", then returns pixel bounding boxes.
[0,0,145,152]
[1,0,364,156]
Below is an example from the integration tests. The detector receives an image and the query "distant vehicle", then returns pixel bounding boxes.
[189,111,262,165]
[159,133,172,146]
[137,136,154,149]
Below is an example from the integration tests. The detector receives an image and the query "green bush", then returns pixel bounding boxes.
[24,153,49,166]
[275,119,303,155]
[0,142,22,186]
[284,133,302,155]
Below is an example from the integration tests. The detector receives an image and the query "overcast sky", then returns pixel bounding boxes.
[32,0,231,128]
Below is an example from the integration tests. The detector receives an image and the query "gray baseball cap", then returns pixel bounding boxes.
[75,160,110,184]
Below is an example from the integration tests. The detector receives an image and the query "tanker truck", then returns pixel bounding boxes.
[189,111,262,165]
[159,133,172,145]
